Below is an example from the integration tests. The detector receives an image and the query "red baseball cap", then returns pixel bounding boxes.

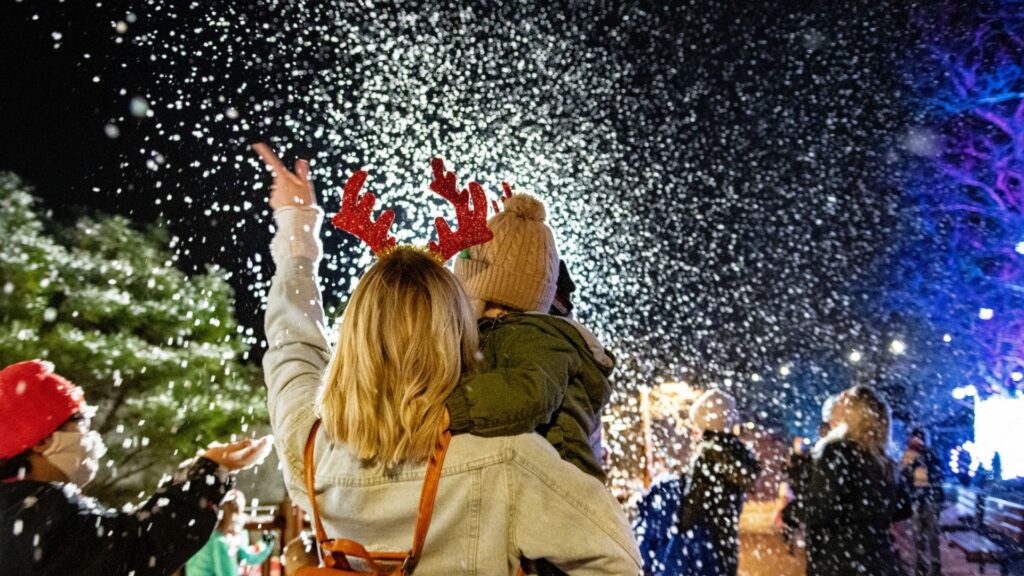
[0,360,86,459]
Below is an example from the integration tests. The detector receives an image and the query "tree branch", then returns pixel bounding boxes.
[974,108,1014,136]
[97,383,132,435]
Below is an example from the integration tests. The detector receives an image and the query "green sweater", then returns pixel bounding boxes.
[447,313,615,481]
[185,529,272,576]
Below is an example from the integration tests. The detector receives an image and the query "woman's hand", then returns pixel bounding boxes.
[252,143,315,209]
[201,435,275,472]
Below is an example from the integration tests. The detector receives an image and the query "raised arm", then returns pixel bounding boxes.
[255,143,330,476]
[42,437,271,574]
[237,533,275,567]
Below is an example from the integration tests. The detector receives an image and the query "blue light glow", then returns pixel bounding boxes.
[951,385,977,400]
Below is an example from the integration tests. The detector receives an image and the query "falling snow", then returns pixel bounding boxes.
[11,0,930,491]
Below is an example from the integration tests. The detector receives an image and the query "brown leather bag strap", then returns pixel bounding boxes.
[303,420,327,543]
[304,419,353,570]
[302,420,452,573]
[409,429,451,562]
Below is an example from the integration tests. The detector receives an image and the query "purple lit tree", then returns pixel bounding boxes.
[895,2,1024,398]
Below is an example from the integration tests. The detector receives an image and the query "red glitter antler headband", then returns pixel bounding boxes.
[490,182,514,214]
[330,170,398,255]
[427,158,493,260]
[330,158,494,261]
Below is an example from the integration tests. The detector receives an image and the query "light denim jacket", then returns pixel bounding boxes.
[263,207,642,575]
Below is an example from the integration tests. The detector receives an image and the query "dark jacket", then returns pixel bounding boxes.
[785,450,813,501]
[677,430,760,576]
[447,313,615,481]
[0,457,233,576]
[791,439,912,576]
[780,450,814,531]
[902,444,945,504]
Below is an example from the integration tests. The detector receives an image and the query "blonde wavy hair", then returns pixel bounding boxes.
[319,249,479,467]
[832,385,893,462]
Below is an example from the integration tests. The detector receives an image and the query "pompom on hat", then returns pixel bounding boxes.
[688,388,738,433]
[0,360,86,459]
[453,192,560,313]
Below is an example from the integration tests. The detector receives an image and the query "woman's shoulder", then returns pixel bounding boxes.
[814,438,882,477]
[312,434,585,486]
[454,432,598,482]
[817,437,861,458]
[450,431,558,465]
[444,433,557,474]
[1,480,111,523]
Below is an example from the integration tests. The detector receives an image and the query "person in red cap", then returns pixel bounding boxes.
[0,360,274,576]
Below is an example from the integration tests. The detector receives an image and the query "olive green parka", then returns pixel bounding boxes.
[447,313,615,481]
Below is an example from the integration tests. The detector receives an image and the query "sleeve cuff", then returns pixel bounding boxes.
[271,206,324,266]
[189,456,236,500]
[446,386,474,432]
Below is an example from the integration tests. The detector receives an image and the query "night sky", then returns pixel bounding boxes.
[1,0,925,433]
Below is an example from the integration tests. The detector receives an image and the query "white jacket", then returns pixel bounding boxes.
[264,207,642,575]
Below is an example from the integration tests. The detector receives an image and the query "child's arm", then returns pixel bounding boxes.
[237,531,275,566]
[447,326,581,436]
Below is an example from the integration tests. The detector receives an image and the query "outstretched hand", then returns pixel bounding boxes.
[252,143,315,209]
[201,435,275,472]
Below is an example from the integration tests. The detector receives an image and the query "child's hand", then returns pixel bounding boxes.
[252,143,314,209]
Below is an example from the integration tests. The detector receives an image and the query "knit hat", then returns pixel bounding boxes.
[0,360,86,459]
[688,389,738,433]
[453,193,559,313]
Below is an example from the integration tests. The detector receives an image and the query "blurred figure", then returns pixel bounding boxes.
[633,391,765,575]
[678,389,761,576]
[633,472,687,575]
[901,428,944,576]
[0,360,272,576]
[789,385,912,576]
[282,531,318,571]
[186,490,274,575]
[779,420,832,549]
[774,436,808,554]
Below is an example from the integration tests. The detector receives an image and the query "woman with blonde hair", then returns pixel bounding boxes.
[791,385,912,576]
[253,143,641,575]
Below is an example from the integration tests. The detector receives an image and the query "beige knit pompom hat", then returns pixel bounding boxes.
[452,193,559,313]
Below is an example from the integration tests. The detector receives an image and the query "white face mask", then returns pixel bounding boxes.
[42,430,108,486]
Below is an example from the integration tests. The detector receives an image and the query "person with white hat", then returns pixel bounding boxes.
[633,389,759,575]
[0,359,273,576]
[679,389,761,576]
